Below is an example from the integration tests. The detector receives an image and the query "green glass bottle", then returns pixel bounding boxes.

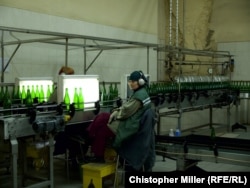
[73,88,79,109]
[102,81,107,106]
[0,86,4,106]
[31,85,36,101]
[35,85,40,103]
[21,85,26,104]
[210,127,216,140]
[3,86,8,100]
[46,85,51,102]
[108,83,114,105]
[3,86,12,115]
[78,87,84,110]
[14,85,20,104]
[64,88,70,110]
[25,89,33,107]
[39,85,44,103]
[51,84,54,96]
[18,85,22,100]
[26,85,30,94]
[114,83,118,98]
[11,85,15,104]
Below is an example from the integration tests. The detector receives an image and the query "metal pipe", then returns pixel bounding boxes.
[85,49,103,72]
[1,30,4,82]
[65,38,68,67]
[3,44,20,72]
[0,26,157,48]
[3,36,69,46]
[176,0,179,48]
[182,0,185,48]
[147,46,149,74]
[169,0,173,46]
[84,39,86,74]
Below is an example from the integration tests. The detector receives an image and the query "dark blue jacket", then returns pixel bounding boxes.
[117,108,156,171]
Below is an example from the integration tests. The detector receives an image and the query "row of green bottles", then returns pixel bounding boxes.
[100,81,108,106]
[148,81,231,96]
[0,84,53,108]
[3,86,12,115]
[0,86,18,110]
[230,81,250,92]
[19,84,52,104]
[64,87,84,110]
[100,82,119,106]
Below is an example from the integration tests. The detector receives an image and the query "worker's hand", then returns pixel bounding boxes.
[108,110,118,124]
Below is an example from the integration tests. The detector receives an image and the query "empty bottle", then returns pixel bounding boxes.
[31,85,36,101]
[39,85,45,103]
[73,88,79,109]
[78,87,84,110]
[21,85,26,104]
[101,81,107,106]
[35,85,40,103]
[46,85,51,102]
[3,86,12,115]
[64,88,70,110]
[13,85,21,104]
[26,89,33,107]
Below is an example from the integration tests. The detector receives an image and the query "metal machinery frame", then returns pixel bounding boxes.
[0,26,158,187]
[0,26,158,82]
[154,45,234,134]
[152,45,250,171]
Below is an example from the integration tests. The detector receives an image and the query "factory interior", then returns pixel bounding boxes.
[0,0,250,187]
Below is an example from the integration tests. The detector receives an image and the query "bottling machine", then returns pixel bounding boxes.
[150,76,250,171]
[0,75,100,188]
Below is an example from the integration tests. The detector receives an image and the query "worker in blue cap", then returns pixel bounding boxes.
[87,70,155,172]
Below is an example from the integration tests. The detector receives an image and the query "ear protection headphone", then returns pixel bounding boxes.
[138,71,147,86]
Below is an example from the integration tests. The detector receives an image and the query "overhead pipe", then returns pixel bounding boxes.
[1,30,4,82]
[183,0,185,48]
[176,0,179,48]
[65,38,68,67]
[169,0,173,46]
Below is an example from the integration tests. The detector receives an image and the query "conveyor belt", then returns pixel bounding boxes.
[155,134,250,170]
[155,134,250,152]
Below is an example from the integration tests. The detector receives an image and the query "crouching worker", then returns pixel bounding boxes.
[87,70,155,172]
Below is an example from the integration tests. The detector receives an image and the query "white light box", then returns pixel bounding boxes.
[57,75,99,109]
[15,77,54,102]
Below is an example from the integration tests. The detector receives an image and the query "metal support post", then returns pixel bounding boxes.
[10,137,18,188]
[48,134,54,188]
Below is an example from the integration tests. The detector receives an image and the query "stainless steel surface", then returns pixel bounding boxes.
[0,117,36,140]
[239,92,250,124]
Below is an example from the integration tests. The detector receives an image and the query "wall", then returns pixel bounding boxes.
[211,0,250,43]
[159,0,250,48]
[218,41,250,124]
[0,6,158,86]
[0,0,158,35]
[157,0,249,134]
